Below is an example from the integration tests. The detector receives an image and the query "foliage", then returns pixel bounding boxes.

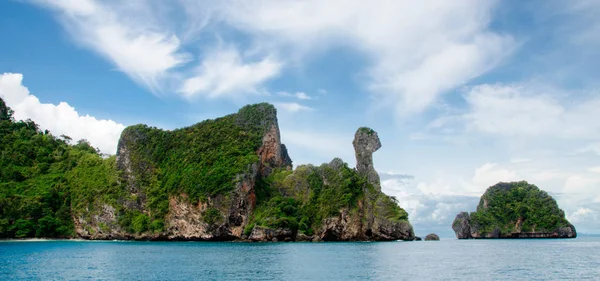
[0,98,122,238]
[358,127,375,136]
[203,208,222,225]
[469,181,571,235]
[250,160,408,235]
[0,100,279,238]
[377,194,409,222]
[0,98,411,239]
[121,104,270,209]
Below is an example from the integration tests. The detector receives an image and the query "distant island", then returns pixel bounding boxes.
[452,181,576,239]
[0,98,414,241]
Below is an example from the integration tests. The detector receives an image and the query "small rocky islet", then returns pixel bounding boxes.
[452,181,576,239]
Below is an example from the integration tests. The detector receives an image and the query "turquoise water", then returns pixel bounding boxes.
[1,238,599,280]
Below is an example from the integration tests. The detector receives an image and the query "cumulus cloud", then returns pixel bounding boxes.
[576,143,600,156]
[279,128,353,166]
[213,0,514,113]
[33,0,190,92]
[274,102,314,113]
[277,91,312,100]
[568,208,598,228]
[31,0,514,112]
[181,46,281,99]
[381,176,480,237]
[464,84,600,139]
[0,73,125,154]
[589,167,600,174]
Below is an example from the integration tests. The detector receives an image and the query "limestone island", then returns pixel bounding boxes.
[0,99,414,241]
[452,181,576,239]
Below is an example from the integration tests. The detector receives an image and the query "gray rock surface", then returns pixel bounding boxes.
[452,212,472,239]
[248,226,294,242]
[425,233,440,241]
[353,127,382,188]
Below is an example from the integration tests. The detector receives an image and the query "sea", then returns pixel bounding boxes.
[1,238,599,280]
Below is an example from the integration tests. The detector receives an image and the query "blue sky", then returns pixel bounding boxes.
[1,0,599,237]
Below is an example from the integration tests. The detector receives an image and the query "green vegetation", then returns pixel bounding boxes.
[0,100,275,238]
[202,208,222,225]
[358,127,375,136]
[120,104,270,215]
[248,160,408,235]
[469,181,570,235]
[0,98,122,238]
[0,98,409,239]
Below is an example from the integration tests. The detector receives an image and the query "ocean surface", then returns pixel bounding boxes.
[1,238,599,280]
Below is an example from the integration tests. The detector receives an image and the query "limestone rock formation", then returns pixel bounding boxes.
[452,212,472,239]
[425,233,440,241]
[70,104,414,242]
[353,127,382,188]
[241,127,414,242]
[452,181,577,239]
[248,226,294,242]
[75,103,292,240]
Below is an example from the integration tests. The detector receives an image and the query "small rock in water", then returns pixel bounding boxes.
[424,233,439,241]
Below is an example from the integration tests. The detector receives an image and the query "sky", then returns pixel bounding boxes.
[1,0,599,237]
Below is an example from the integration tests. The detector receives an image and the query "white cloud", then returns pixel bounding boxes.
[588,167,600,174]
[510,158,532,164]
[280,129,351,165]
[568,208,596,224]
[32,0,515,111]
[576,143,600,156]
[33,0,190,92]
[274,102,314,113]
[410,163,518,198]
[277,91,312,100]
[181,46,281,99]
[381,176,479,236]
[471,163,518,189]
[184,0,515,112]
[0,73,125,154]
[464,84,600,139]
[564,175,600,197]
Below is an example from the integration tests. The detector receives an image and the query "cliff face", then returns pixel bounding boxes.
[452,181,576,239]
[353,127,382,188]
[72,104,413,241]
[247,128,414,242]
[74,103,292,240]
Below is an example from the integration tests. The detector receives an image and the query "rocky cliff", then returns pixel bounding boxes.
[353,127,382,188]
[72,103,413,241]
[74,103,292,240]
[246,128,414,242]
[452,181,576,239]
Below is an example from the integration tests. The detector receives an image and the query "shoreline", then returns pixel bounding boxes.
[0,237,412,243]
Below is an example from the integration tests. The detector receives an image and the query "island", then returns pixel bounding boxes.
[452,181,576,239]
[0,98,414,241]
